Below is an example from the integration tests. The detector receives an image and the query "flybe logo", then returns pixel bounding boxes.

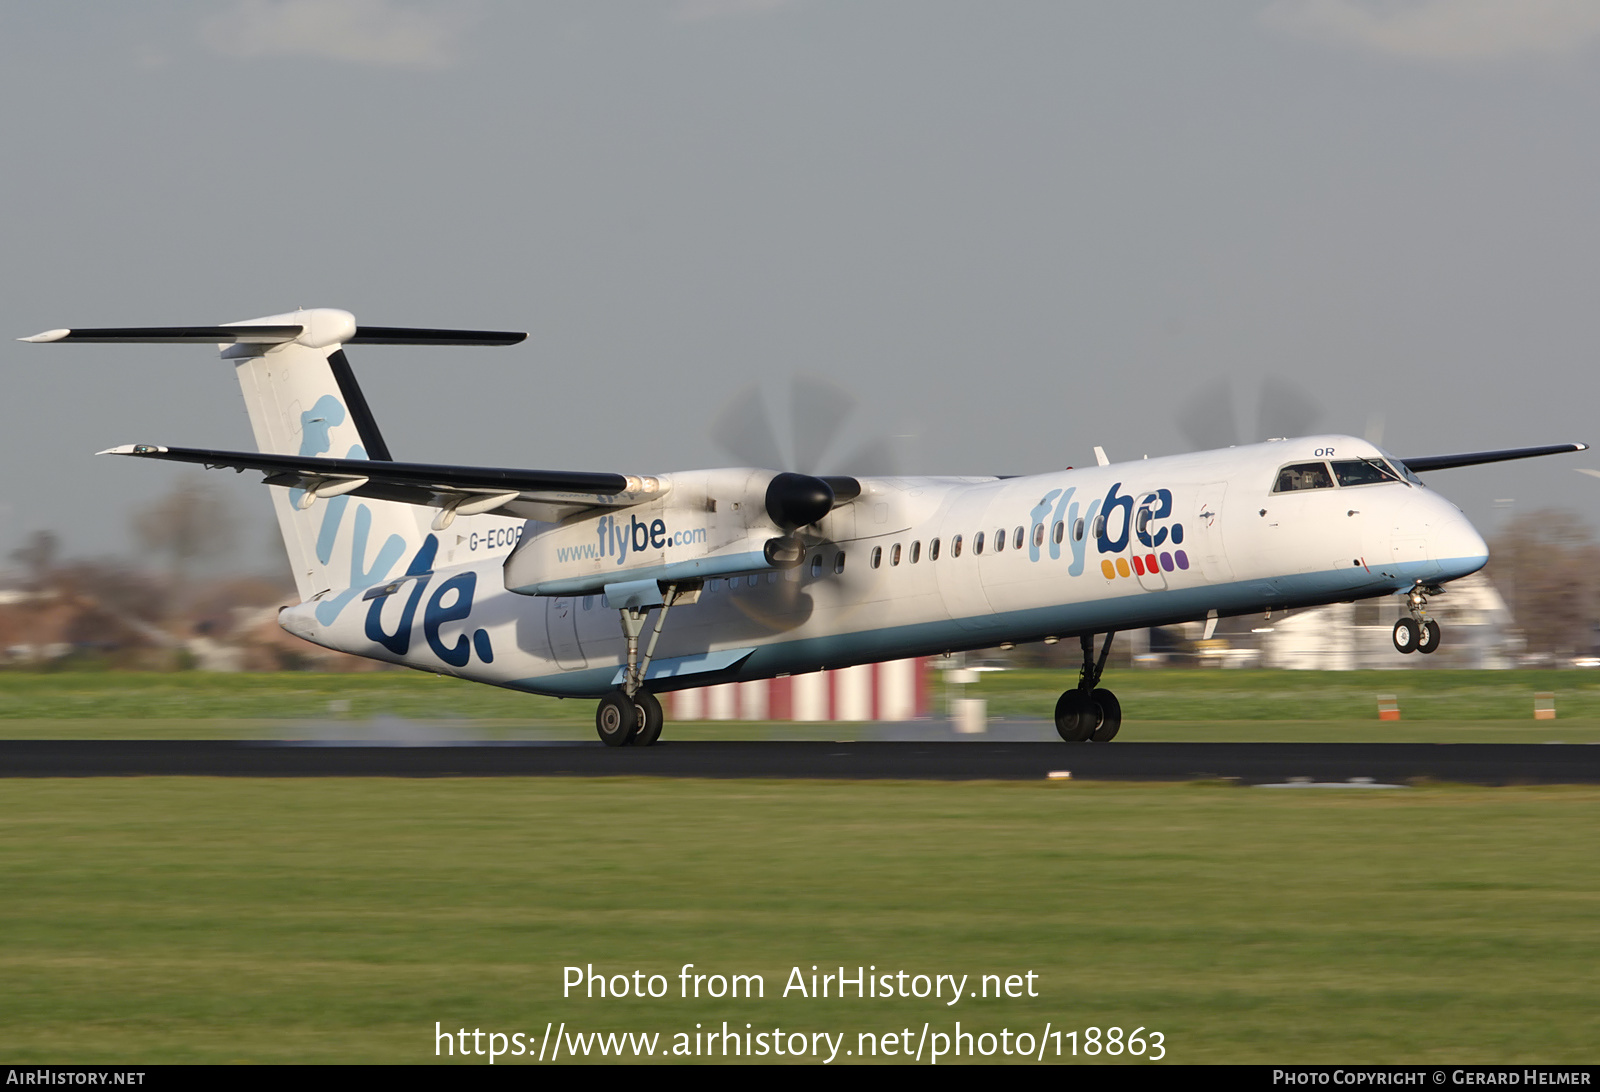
[1027,482,1191,580]
[555,514,709,565]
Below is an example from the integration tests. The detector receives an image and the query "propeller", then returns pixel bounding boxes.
[1176,376,1325,451]
[709,375,902,477]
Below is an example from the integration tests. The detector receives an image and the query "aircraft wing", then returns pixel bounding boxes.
[1400,443,1588,474]
[99,444,662,524]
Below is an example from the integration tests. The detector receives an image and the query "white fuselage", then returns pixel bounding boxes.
[280,435,1488,697]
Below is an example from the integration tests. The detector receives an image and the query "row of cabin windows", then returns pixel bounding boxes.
[865,516,1107,570]
[575,510,1132,601]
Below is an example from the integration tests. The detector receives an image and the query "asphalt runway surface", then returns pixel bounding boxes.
[2,740,1598,783]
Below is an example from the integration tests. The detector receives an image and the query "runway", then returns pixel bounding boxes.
[2,740,1598,783]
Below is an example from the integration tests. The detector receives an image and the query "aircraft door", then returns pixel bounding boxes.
[545,596,587,670]
[1189,483,1234,584]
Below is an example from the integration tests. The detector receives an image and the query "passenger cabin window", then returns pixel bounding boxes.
[1013,526,1025,550]
[994,529,1005,552]
[1092,515,1105,539]
[974,532,985,555]
[1052,521,1064,545]
[1074,518,1085,542]
[810,555,823,578]
[833,551,846,574]
[910,541,921,564]
[951,535,963,558]
[891,543,902,566]
[1332,459,1402,488]
[930,538,941,561]
[871,546,883,569]
[1274,462,1334,492]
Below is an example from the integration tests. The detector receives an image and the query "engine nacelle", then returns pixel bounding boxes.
[502,468,851,601]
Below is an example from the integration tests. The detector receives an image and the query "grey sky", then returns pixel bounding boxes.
[4,1,1599,573]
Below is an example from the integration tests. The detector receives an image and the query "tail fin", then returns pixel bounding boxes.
[24,308,525,609]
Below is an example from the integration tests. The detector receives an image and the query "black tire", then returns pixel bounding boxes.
[1392,618,1419,655]
[1054,690,1094,742]
[1089,688,1121,742]
[596,691,636,747]
[1418,620,1441,655]
[634,691,664,746]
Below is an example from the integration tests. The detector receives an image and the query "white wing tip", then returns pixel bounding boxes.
[97,443,167,456]
[19,329,70,343]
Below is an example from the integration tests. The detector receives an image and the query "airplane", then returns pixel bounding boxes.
[22,308,1588,745]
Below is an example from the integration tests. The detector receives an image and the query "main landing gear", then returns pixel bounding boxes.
[1392,583,1443,656]
[1055,632,1122,743]
[595,584,679,747]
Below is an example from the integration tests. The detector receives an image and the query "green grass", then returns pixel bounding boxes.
[1,779,1595,1063]
[3,670,1600,742]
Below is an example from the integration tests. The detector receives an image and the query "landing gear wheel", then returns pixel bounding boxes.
[596,691,637,747]
[633,691,664,747]
[1392,618,1419,655]
[1089,688,1122,742]
[1417,620,1441,655]
[1054,690,1094,742]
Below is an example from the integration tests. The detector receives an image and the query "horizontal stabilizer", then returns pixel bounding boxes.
[346,327,526,346]
[1400,443,1589,474]
[21,325,525,347]
[98,443,660,522]
[21,326,303,344]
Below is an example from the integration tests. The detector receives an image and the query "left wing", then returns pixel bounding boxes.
[100,444,664,526]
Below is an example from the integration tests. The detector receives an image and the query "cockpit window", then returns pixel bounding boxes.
[1331,458,1403,487]
[1273,462,1334,493]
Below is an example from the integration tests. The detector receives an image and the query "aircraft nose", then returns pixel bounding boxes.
[1429,504,1489,580]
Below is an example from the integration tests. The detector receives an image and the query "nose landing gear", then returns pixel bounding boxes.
[1392,583,1443,655]
[1055,632,1122,742]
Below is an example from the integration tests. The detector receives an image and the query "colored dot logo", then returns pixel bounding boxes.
[1103,550,1190,579]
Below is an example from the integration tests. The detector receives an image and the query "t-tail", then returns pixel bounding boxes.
[21,309,525,607]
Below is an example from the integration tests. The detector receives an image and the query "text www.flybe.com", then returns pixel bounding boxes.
[555,514,707,564]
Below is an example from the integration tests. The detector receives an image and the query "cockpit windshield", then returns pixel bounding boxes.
[1273,462,1334,492]
[1331,458,1403,487]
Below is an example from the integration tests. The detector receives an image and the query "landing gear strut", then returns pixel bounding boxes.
[1055,632,1121,743]
[595,584,679,747]
[1392,582,1443,656]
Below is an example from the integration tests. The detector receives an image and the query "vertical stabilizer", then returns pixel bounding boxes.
[21,308,527,616]
[223,310,429,610]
